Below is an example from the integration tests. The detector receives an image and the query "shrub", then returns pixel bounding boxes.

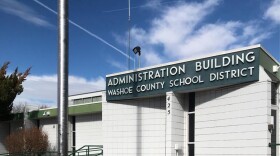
[5,127,50,155]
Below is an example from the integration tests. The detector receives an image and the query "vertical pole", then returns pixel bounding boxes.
[128,0,131,70]
[58,0,69,155]
[138,55,140,68]
[134,54,136,69]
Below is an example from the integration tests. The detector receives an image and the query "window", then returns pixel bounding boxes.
[188,144,194,156]
[188,114,195,142]
[72,116,76,152]
[83,97,92,103]
[73,96,102,105]
[93,96,102,102]
[271,110,277,156]
[188,92,195,156]
[271,83,278,105]
[73,99,83,105]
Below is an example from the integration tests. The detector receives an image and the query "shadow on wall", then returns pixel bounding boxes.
[195,82,254,107]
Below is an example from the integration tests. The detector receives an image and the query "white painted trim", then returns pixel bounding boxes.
[68,91,104,100]
[38,101,101,111]
[39,106,57,111]
[68,102,101,107]
[271,105,278,110]
[107,44,264,77]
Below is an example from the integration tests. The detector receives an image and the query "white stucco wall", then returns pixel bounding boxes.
[40,118,58,150]
[195,81,271,155]
[103,96,166,156]
[0,122,9,153]
[166,92,185,156]
[103,80,274,156]
[75,113,103,149]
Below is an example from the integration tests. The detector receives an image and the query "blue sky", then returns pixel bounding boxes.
[0,0,279,106]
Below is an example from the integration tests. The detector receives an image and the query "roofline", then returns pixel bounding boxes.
[106,44,267,77]
[69,90,105,97]
[29,102,102,119]
[39,101,102,110]
[259,45,280,65]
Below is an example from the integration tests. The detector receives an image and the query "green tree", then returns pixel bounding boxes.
[0,62,31,118]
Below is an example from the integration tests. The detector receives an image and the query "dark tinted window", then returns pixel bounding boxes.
[271,83,278,105]
[189,92,195,112]
[188,144,194,156]
[189,114,195,142]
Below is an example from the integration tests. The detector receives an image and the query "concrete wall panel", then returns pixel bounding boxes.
[40,118,58,150]
[103,96,166,156]
[195,81,271,155]
[75,113,102,149]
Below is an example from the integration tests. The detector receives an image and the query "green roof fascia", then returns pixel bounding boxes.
[259,48,280,80]
[28,103,102,119]
[69,102,102,115]
[28,108,57,119]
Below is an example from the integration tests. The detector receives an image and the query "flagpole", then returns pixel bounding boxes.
[128,0,131,70]
[58,0,69,155]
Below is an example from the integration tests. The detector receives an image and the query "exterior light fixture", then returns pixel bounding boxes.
[133,46,141,68]
[133,46,141,56]
[43,111,51,116]
[132,46,141,68]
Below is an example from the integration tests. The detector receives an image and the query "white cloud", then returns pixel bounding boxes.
[0,0,53,28]
[149,0,220,45]
[117,0,270,67]
[264,0,280,24]
[14,74,105,106]
[143,50,163,66]
[173,22,240,58]
[107,59,127,71]
[144,0,162,9]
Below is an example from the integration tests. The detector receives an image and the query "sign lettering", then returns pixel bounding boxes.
[106,49,260,101]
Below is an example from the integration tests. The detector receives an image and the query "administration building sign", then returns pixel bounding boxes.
[106,48,260,101]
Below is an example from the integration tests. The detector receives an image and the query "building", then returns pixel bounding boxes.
[0,44,279,156]
[0,91,104,153]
